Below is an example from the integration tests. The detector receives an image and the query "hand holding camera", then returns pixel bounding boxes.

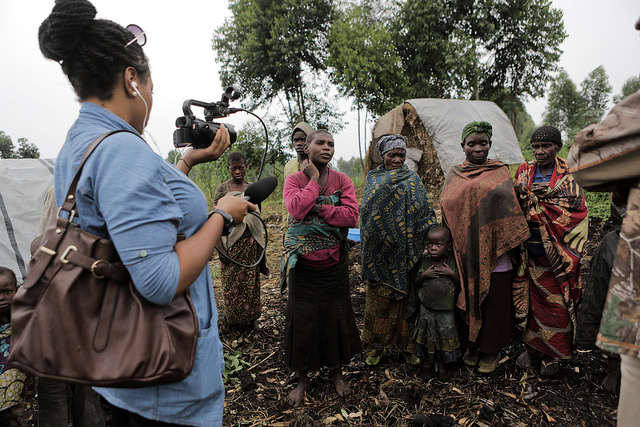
[180,125,230,169]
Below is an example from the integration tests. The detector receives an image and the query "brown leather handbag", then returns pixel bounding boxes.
[9,131,198,388]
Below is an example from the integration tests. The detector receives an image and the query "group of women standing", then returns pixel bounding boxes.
[359,121,588,377]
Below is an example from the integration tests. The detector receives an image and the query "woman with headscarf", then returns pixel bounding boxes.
[514,126,588,375]
[360,134,437,366]
[440,121,529,374]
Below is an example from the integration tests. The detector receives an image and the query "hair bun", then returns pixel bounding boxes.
[38,0,97,62]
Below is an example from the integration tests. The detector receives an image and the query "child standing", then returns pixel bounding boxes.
[0,267,30,426]
[413,225,462,379]
[213,151,267,329]
[281,130,361,407]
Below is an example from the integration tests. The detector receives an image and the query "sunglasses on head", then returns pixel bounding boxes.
[125,24,146,47]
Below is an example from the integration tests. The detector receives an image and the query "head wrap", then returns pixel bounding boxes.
[377,134,407,157]
[462,121,492,142]
[530,125,562,148]
[291,122,314,142]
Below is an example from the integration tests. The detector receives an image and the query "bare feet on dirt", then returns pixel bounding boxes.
[331,368,351,397]
[287,372,310,407]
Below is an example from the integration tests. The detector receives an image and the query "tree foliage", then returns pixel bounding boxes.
[328,3,411,116]
[214,0,336,123]
[613,73,640,103]
[543,66,612,144]
[0,131,40,159]
[325,0,565,124]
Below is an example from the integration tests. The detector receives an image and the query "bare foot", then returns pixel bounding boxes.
[286,371,309,407]
[331,368,351,397]
[436,361,449,381]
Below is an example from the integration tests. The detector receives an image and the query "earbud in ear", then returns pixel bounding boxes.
[130,81,140,97]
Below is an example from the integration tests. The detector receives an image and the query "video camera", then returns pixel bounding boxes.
[173,86,242,149]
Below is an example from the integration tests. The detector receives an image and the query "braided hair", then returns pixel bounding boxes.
[38,0,150,101]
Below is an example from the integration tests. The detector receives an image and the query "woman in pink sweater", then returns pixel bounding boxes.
[280,130,361,407]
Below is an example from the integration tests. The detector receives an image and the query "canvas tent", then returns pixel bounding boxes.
[367,99,524,194]
[0,158,55,284]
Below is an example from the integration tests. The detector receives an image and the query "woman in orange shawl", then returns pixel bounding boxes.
[440,121,529,374]
[514,126,588,375]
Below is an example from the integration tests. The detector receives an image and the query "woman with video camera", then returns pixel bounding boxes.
[38,0,254,425]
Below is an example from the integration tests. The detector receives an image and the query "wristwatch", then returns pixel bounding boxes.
[209,208,234,236]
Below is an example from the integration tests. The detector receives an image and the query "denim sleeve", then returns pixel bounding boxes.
[83,135,183,305]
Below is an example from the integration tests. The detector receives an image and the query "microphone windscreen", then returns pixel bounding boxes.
[244,176,278,204]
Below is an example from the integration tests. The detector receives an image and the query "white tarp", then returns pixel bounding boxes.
[0,158,55,284]
[406,98,524,175]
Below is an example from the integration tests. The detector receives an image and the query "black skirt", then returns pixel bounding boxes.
[284,252,362,371]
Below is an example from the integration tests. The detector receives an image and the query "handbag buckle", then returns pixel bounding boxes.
[60,245,78,264]
[91,260,107,279]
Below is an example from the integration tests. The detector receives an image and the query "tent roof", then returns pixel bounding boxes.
[0,158,55,283]
[373,99,524,175]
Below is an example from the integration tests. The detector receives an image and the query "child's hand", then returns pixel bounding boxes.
[422,265,439,279]
[439,263,456,279]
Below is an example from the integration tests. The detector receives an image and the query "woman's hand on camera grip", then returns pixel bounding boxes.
[180,124,230,171]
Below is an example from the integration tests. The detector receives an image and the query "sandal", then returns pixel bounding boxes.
[540,357,559,376]
[516,351,533,369]
[365,349,386,366]
[477,352,500,374]
[462,348,479,367]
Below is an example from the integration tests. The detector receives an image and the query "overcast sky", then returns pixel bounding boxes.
[0,0,639,161]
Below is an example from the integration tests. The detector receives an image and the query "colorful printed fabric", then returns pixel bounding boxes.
[220,227,262,326]
[514,157,588,357]
[280,191,347,291]
[0,323,27,411]
[440,160,529,344]
[360,165,437,299]
[597,182,640,358]
[361,281,415,352]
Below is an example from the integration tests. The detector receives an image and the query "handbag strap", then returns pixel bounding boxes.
[23,130,139,289]
[60,130,139,217]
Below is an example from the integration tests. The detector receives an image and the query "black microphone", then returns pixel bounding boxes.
[244,176,278,204]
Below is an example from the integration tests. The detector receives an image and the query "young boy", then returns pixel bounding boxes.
[0,267,29,426]
[413,225,461,379]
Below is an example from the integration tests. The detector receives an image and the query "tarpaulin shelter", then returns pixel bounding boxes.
[0,159,55,284]
[367,99,524,194]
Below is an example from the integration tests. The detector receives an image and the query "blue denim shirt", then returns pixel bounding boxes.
[54,103,224,426]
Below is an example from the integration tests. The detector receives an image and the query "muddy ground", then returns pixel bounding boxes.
[22,212,619,426]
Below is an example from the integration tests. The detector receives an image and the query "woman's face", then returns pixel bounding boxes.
[382,148,406,170]
[531,141,559,169]
[132,75,154,133]
[305,132,334,165]
[228,160,247,182]
[461,134,491,165]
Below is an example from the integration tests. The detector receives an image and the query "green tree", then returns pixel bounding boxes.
[613,73,640,103]
[0,131,16,159]
[543,66,612,143]
[578,65,612,128]
[214,0,335,123]
[543,70,580,137]
[0,132,40,159]
[327,3,411,116]
[16,138,40,159]
[480,0,567,125]
[335,156,363,180]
